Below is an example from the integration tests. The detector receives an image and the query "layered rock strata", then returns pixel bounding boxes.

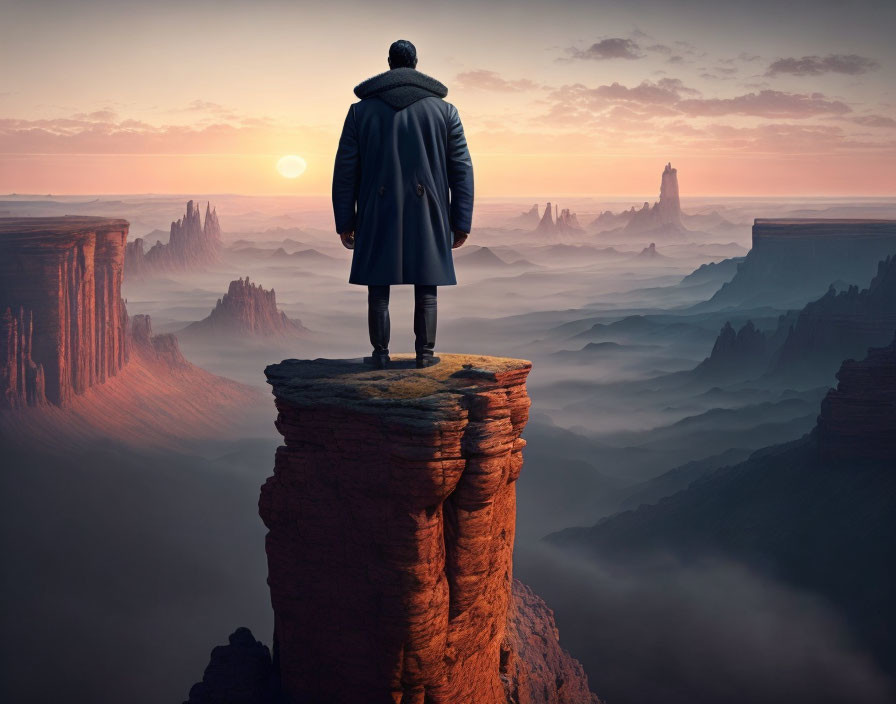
[0,216,129,406]
[260,354,599,704]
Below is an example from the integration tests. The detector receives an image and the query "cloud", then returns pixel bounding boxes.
[850,114,896,128]
[72,108,118,122]
[564,38,643,61]
[0,113,330,155]
[767,54,879,76]
[541,78,850,123]
[454,69,540,93]
[677,90,851,118]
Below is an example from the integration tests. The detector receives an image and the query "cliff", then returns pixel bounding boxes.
[125,200,221,278]
[181,277,306,338]
[816,334,896,461]
[767,254,896,382]
[259,354,599,704]
[706,218,896,309]
[0,216,129,407]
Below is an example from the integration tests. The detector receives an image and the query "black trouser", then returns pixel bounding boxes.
[367,285,437,358]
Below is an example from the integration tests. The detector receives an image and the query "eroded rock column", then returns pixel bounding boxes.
[260,354,532,704]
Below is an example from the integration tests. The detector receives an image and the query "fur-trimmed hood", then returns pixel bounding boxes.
[353,67,448,110]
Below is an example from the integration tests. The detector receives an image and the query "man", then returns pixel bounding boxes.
[332,39,474,369]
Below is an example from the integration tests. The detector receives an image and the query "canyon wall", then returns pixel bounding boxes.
[0,216,129,407]
[125,200,221,278]
[708,219,896,309]
[260,354,599,704]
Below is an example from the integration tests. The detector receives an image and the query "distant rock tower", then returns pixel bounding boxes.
[536,201,554,232]
[657,162,682,227]
[623,162,685,234]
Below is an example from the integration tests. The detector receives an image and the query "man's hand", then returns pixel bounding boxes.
[339,230,355,250]
[452,230,468,249]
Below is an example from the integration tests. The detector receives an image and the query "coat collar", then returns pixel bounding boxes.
[353,67,448,110]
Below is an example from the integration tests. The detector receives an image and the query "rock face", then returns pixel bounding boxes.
[817,334,896,461]
[504,580,601,704]
[768,254,896,381]
[708,219,896,309]
[124,200,221,278]
[182,277,306,338]
[1,306,47,407]
[259,354,599,704]
[623,162,684,235]
[0,216,129,407]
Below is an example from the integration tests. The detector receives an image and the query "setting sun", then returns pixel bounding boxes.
[276,154,307,179]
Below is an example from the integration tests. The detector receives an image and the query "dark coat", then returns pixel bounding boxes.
[332,67,474,286]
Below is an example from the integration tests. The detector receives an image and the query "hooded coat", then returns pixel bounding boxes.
[332,67,474,286]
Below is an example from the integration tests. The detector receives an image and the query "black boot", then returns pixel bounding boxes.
[365,285,390,369]
[414,285,439,368]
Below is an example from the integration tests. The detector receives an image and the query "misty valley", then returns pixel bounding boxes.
[1,170,895,704]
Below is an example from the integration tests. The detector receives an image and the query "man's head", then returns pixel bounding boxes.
[387,40,417,70]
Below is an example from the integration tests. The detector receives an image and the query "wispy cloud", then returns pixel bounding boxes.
[766,54,879,76]
[541,78,850,122]
[562,38,644,61]
[850,114,896,128]
[455,69,541,92]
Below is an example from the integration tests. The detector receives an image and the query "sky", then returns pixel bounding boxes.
[1,0,895,197]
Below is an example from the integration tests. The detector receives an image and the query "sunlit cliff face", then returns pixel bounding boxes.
[1,0,894,196]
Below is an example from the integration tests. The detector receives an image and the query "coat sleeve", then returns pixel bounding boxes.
[332,104,361,234]
[446,103,474,234]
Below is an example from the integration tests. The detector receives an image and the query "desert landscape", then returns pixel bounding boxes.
[2,165,895,701]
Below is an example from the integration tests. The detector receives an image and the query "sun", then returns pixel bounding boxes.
[276,155,307,179]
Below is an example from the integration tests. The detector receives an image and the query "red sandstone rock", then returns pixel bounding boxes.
[260,354,599,704]
[0,216,129,406]
[129,313,190,369]
[0,306,47,408]
[125,200,221,278]
[182,277,307,338]
[503,580,601,704]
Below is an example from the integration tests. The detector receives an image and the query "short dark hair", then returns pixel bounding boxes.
[389,40,417,69]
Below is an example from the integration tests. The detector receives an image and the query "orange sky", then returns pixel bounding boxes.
[2,0,895,197]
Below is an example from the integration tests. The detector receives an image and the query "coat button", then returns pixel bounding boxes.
[416,183,424,196]
[378,185,385,196]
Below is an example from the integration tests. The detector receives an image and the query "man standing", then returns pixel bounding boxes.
[332,39,474,369]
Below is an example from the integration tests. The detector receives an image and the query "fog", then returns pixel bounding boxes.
[2,193,895,702]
